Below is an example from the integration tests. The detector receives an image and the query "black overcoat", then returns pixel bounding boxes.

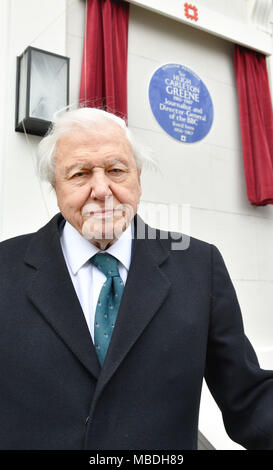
[0,213,272,449]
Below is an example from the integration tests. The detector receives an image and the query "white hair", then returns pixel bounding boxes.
[36,107,156,185]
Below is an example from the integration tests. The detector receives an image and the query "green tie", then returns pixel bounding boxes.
[90,253,124,365]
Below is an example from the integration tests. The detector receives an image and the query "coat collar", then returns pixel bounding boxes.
[25,213,102,379]
[24,213,171,389]
[92,214,171,408]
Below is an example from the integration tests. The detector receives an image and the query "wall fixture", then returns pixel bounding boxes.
[15,46,70,136]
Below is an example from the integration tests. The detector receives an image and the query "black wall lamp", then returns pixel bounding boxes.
[15,46,70,136]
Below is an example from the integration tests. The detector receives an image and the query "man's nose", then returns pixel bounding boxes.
[90,173,112,200]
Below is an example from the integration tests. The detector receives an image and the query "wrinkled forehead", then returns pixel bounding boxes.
[54,120,136,170]
[56,120,130,148]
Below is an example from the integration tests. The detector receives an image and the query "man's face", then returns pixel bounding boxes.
[54,123,142,249]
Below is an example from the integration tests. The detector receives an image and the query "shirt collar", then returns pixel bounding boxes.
[60,220,133,275]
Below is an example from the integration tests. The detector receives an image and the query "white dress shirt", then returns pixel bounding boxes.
[60,220,133,342]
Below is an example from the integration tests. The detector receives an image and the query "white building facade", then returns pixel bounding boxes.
[1,0,273,450]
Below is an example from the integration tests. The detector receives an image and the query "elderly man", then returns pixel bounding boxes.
[0,107,272,450]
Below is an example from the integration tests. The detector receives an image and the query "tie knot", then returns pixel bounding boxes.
[90,253,120,278]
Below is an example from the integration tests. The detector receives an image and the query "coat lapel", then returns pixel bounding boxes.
[25,214,101,379]
[24,214,171,394]
[92,216,171,404]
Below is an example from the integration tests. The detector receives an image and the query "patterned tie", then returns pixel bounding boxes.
[90,253,124,365]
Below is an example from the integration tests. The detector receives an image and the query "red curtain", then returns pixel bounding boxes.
[234,45,273,205]
[80,0,129,120]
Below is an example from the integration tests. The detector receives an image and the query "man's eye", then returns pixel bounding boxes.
[73,172,86,178]
[109,169,123,174]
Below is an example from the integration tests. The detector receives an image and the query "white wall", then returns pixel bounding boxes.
[127,4,273,450]
[128,0,273,54]
[66,0,85,107]
[0,0,66,241]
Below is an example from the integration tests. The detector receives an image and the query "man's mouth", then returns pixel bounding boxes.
[82,208,123,218]
[89,209,115,218]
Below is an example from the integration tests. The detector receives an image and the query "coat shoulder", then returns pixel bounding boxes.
[0,213,63,269]
[157,227,213,256]
[0,233,34,269]
[0,232,34,253]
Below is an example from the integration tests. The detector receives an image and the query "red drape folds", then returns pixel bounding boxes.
[79,0,129,120]
[234,45,273,205]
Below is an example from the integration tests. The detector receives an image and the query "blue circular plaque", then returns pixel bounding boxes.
[148,63,214,143]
